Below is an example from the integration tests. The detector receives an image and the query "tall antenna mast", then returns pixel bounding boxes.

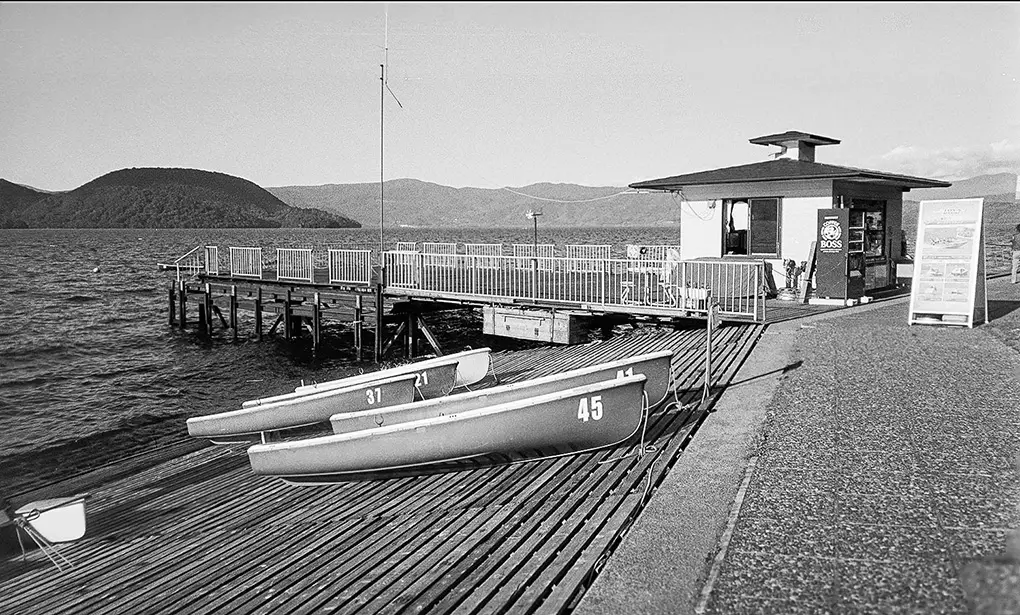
[380,4,402,272]
[379,61,385,271]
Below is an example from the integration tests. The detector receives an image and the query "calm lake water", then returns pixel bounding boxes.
[0,226,684,495]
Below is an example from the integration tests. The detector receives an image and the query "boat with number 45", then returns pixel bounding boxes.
[248,374,650,484]
[329,349,674,435]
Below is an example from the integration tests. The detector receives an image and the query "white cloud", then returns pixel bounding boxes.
[876,140,1020,181]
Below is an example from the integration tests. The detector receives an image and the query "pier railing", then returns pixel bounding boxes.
[328,249,373,285]
[160,245,218,281]
[512,244,556,271]
[229,247,263,279]
[204,246,219,275]
[421,242,458,268]
[566,244,611,272]
[276,248,314,283]
[383,251,767,322]
[626,244,682,261]
[464,243,503,269]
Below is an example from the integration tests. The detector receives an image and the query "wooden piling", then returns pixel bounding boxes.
[312,292,321,350]
[406,312,417,358]
[197,301,207,336]
[204,283,213,336]
[284,290,291,341]
[178,280,187,328]
[354,294,363,362]
[374,283,384,363]
[168,284,175,327]
[255,287,263,341]
[230,285,238,342]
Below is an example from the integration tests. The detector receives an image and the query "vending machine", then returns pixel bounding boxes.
[814,209,865,300]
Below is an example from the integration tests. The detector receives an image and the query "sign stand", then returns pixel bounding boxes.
[798,241,817,304]
[908,198,987,328]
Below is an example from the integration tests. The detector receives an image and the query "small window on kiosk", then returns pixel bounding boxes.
[852,199,887,259]
[723,198,781,257]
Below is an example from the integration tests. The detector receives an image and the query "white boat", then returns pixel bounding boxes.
[239,347,492,409]
[186,371,428,443]
[247,374,649,484]
[330,349,674,435]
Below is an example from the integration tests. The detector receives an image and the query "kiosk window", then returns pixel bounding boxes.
[724,198,781,257]
[852,199,886,259]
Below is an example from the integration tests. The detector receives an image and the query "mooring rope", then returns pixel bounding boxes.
[598,390,655,464]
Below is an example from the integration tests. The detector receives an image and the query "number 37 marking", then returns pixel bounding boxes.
[577,395,604,422]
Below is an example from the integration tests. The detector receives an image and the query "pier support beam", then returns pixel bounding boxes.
[230,286,238,342]
[406,313,418,358]
[212,305,229,330]
[204,283,213,334]
[374,282,384,363]
[198,301,207,336]
[312,292,321,351]
[354,294,363,363]
[284,290,292,341]
[417,317,444,357]
[178,280,187,328]
[255,288,263,341]
[168,285,175,327]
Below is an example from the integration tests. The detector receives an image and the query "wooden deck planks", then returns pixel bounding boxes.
[0,323,764,615]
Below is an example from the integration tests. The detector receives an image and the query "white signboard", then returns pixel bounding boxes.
[908,198,987,327]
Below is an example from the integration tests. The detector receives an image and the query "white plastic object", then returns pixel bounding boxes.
[15,496,88,543]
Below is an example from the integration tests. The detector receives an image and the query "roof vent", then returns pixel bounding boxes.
[749,131,840,163]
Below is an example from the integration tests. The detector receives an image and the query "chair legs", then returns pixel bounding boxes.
[14,517,74,571]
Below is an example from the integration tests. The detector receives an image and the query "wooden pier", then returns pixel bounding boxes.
[0,324,763,614]
[161,243,779,361]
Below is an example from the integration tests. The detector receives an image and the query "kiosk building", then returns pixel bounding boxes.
[630,131,951,298]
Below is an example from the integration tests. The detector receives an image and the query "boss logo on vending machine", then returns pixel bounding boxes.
[819,219,843,251]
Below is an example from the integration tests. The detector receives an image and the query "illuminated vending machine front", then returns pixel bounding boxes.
[814,209,865,301]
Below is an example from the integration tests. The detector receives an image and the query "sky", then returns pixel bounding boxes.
[1,2,1018,192]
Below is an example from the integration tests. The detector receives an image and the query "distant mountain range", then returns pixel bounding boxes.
[268,173,1019,231]
[2,167,1015,232]
[266,179,680,228]
[0,168,360,229]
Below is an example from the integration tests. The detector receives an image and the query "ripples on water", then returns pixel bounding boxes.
[0,226,683,494]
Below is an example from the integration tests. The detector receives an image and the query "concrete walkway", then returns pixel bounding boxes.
[578,278,1020,614]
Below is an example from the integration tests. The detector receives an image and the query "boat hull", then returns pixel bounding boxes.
[330,350,673,434]
[187,372,424,440]
[247,374,648,482]
[241,347,491,409]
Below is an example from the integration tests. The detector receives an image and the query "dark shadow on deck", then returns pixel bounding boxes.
[988,299,1020,321]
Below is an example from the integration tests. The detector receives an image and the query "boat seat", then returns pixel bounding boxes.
[1,494,90,571]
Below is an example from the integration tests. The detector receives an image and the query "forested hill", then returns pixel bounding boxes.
[0,168,361,229]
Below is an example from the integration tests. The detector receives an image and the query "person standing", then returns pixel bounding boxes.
[1012,223,1020,283]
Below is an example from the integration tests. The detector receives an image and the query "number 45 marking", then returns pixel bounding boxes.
[577,395,604,422]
